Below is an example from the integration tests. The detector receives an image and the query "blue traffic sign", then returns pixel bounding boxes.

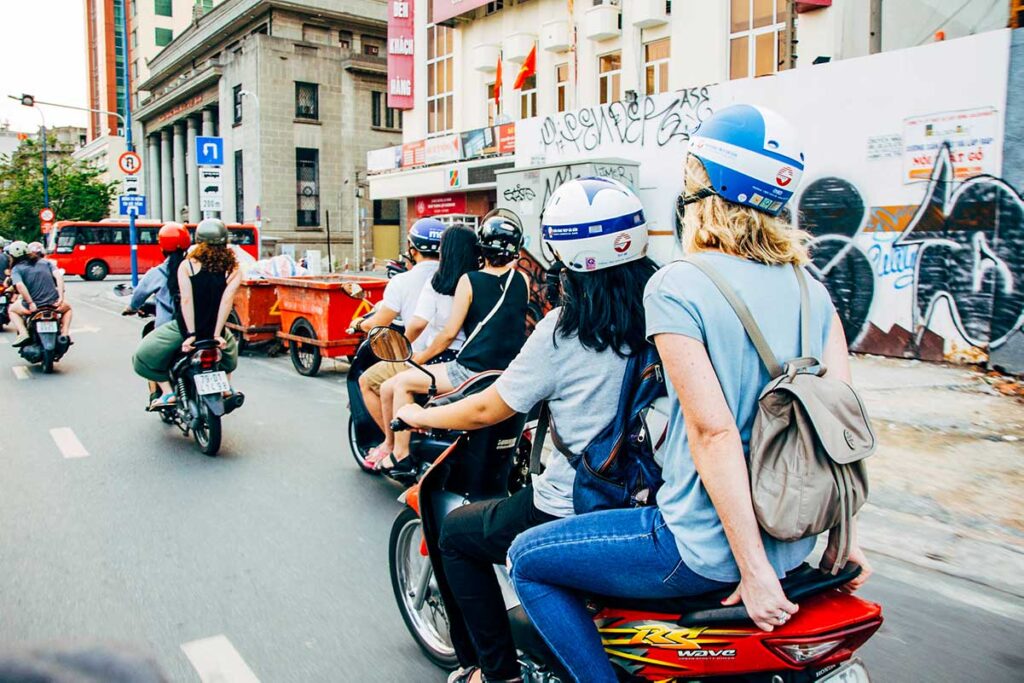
[195,136,224,166]
[118,194,147,216]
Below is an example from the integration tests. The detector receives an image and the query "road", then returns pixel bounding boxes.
[0,279,1021,682]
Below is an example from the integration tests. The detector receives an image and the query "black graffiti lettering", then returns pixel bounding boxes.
[503,184,537,203]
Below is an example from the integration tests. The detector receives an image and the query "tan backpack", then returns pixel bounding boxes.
[685,258,876,574]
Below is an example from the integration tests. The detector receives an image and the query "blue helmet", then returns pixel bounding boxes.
[408,217,444,255]
[687,104,804,216]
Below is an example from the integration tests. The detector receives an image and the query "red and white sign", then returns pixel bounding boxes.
[613,233,631,253]
[118,151,142,175]
[432,0,491,24]
[415,194,467,217]
[776,167,794,187]
[39,208,55,223]
[424,134,461,165]
[387,0,415,110]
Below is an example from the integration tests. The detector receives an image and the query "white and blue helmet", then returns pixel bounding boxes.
[687,104,804,216]
[541,177,648,272]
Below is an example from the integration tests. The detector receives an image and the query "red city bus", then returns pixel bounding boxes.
[48,221,260,280]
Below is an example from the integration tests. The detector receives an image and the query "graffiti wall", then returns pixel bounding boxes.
[512,30,1021,367]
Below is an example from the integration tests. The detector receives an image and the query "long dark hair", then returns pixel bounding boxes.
[431,224,480,295]
[166,249,185,304]
[554,257,658,357]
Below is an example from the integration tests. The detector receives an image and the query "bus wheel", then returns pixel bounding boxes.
[84,260,109,281]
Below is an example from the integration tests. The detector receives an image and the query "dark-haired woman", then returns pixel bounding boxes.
[371,225,481,465]
[133,219,241,409]
[377,210,529,474]
[394,178,657,683]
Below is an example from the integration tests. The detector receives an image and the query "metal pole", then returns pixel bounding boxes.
[325,209,333,273]
[119,0,138,286]
[40,113,49,209]
[353,179,361,272]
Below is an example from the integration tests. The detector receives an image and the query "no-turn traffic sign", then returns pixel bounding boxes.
[39,208,55,223]
[118,151,142,175]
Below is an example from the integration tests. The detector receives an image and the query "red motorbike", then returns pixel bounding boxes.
[371,327,883,682]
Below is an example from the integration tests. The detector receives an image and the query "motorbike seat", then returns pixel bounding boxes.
[428,370,503,407]
[591,563,862,626]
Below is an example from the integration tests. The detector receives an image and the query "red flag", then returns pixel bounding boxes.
[495,55,502,109]
[513,44,537,90]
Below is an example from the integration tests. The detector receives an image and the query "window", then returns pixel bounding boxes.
[131,29,137,49]
[643,38,670,95]
[138,228,158,245]
[519,74,537,119]
[295,82,319,120]
[486,0,504,14]
[201,0,213,10]
[555,63,568,113]
[233,85,243,124]
[363,41,381,56]
[426,24,454,135]
[729,0,789,80]
[372,91,402,130]
[154,28,173,47]
[296,148,320,227]
[340,31,352,49]
[130,0,136,16]
[235,150,244,223]
[131,60,139,81]
[598,52,621,104]
[154,0,172,17]
[374,199,401,225]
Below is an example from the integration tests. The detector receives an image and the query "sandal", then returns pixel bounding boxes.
[379,454,418,479]
[448,667,479,683]
[365,445,391,468]
[148,393,177,410]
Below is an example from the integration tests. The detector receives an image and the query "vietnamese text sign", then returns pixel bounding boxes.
[118,194,147,216]
[424,134,461,165]
[903,107,999,182]
[387,0,415,109]
[415,193,467,216]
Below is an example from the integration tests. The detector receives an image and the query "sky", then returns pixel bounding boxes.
[0,0,89,133]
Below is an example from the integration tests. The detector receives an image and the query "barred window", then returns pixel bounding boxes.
[232,84,243,124]
[295,82,319,120]
[235,150,244,223]
[296,148,320,227]
[371,91,402,130]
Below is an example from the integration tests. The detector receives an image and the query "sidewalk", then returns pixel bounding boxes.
[850,355,1024,598]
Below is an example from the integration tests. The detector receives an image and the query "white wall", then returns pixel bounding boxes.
[881,0,1009,51]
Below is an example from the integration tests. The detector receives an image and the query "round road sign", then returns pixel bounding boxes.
[118,151,142,175]
[39,208,55,223]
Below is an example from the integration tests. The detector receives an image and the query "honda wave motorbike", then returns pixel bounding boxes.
[19,306,71,373]
[0,281,12,328]
[372,327,884,682]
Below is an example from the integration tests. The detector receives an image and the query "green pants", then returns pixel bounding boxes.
[133,320,239,382]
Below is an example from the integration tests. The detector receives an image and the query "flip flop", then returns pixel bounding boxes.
[148,393,177,411]
[365,446,391,467]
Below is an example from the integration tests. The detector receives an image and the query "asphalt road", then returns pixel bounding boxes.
[0,279,1021,682]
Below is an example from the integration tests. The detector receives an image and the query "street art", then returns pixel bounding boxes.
[800,144,1024,362]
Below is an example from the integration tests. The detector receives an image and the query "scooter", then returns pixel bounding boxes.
[371,328,884,682]
[0,281,12,328]
[18,305,71,373]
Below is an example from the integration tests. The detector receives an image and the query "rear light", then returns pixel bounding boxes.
[764,619,882,668]
[197,348,222,369]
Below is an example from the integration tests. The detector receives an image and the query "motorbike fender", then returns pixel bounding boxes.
[20,344,42,364]
[38,332,57,351]
[200,393,226,417]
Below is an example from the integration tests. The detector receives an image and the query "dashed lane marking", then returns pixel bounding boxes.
[12,366,31,380]
[49,427,89,459]
[181,635,260,683]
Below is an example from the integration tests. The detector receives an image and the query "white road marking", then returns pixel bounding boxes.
[70,325,101,334]
[12,366,31,380]
[181,635,260,683]
[49,427,89,459]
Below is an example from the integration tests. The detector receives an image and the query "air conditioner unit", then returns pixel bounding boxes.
[631,0,669,28]
[502,32,537,63]
[541,20,571,53]
[472,43,500,72]
[585,4,621,41]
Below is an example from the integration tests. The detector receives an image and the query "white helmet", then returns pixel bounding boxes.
[541,177,648,272]
[6,240,28,259]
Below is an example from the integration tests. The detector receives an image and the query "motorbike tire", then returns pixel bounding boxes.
[193,401,222,456]
[289,318,322,377]
[348,414,379,474]
[389,508,458,671]
[42,349,54,374]
[227,309,246,354]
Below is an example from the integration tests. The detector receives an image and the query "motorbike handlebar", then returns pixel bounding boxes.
[390,418,411,432]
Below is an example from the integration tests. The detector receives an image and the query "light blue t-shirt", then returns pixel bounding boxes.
[644,253,836,583]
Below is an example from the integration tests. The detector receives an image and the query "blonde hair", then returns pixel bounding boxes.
[680,154,810,266]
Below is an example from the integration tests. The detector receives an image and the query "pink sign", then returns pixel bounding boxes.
[387,0,415,109]
[432,0,491,24]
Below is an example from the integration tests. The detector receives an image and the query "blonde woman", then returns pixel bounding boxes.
[507,106,872,683]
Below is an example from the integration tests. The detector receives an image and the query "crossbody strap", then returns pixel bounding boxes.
[793,264,812,359]
[458,269,516,357]
[528,403,574,475]
[684,257,784,378]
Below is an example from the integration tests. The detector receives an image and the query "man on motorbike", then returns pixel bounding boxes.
[123,223,191,326]
[394,179,657,683]
[9,240,72,346]
[349,217,442,453]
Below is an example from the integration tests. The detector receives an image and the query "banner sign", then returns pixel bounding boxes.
[902,107,999,182]
[387,0,415,109]
[424,134,462,165]
[415,193,467,216]
[402,140,426,167]
[460,123,516,159]
[368,145,402,172]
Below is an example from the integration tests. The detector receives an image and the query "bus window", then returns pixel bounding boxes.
[56,227,78,253]
[76,227,99,245]
[229,228,256,246]
[138,228,158,245]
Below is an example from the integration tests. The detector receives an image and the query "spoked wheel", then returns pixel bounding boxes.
[349,415,379,474]
[227,309,246,354]
[389,508,457,670]
[193,401,222,456]
[289,318,322,377]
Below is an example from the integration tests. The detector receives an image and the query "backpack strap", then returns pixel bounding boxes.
[528,402,575,475]
[684,257,785,379]
[793,265,812,359]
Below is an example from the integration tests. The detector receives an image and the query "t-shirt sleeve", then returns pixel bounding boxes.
[10,267,23,287]
[381,274,405,314]
[494,312,559,414]
[644,264,705,344]
[413,285,436,322]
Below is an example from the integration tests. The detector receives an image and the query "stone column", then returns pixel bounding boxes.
[173,122,187,221]
[186,117,200,223]
[201,108,214,137]
[147,134,161,220]
[160,129,173,221]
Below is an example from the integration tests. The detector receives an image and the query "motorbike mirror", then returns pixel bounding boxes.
[368,326,412,363]
[112,283,133,297]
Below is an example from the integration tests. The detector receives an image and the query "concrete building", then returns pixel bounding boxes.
[133,0,400,263]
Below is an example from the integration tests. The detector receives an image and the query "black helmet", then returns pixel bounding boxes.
[477,209,523,261]
[195,218,229,246]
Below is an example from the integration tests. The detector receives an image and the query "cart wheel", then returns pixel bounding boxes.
[227,309,246,354]
[289,318,322,377]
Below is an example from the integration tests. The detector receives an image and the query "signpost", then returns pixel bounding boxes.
[118,194,147,217]
[196,136,224,218]
[39,207,54,234]
[117,149,144,283]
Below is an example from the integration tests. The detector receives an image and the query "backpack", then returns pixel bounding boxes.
[530,344,667,514]
[685,257,876,575]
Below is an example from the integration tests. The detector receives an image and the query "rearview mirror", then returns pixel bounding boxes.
[112,283,133,297]
[342,281,368,299]
[368,326,412,363]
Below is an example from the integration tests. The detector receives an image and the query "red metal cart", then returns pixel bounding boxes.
[267,274,388,376]
[225,280,281,349]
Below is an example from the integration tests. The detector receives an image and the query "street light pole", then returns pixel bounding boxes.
[118,0,139,286]
[239,89,262,255]
[8,96,50,209]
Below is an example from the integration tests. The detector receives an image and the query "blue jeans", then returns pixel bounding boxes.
[508,506,731,683]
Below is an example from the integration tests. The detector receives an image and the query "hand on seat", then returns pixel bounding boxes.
[721,567,798,632]
[821,536,872,593]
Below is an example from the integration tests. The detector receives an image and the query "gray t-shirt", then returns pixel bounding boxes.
[11,259,59,306]
[494,309,628,517]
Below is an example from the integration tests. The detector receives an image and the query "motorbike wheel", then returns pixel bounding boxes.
[42,349,54,374]
[289,318,322,377]
[390,508,458,670]
[227,309,246,354]
[348,415,379,474]
[193,401,222,456]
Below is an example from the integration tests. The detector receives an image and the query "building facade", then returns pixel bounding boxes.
[133,0,401,263]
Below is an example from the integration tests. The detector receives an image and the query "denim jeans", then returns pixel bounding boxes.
[508,506,731,683]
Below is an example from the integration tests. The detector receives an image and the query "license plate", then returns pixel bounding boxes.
[820,659,871,683]
[0,296,6,304]
[194,371,230,396]
[36,320,58,333]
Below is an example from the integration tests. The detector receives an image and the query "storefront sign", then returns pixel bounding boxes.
[432,0,491,24]
[387,0,415,109]
[402,141,425,167]
[903,107,999,182]
[415,193,467,216]
[368,145,402,172]
[424,133,462,165]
